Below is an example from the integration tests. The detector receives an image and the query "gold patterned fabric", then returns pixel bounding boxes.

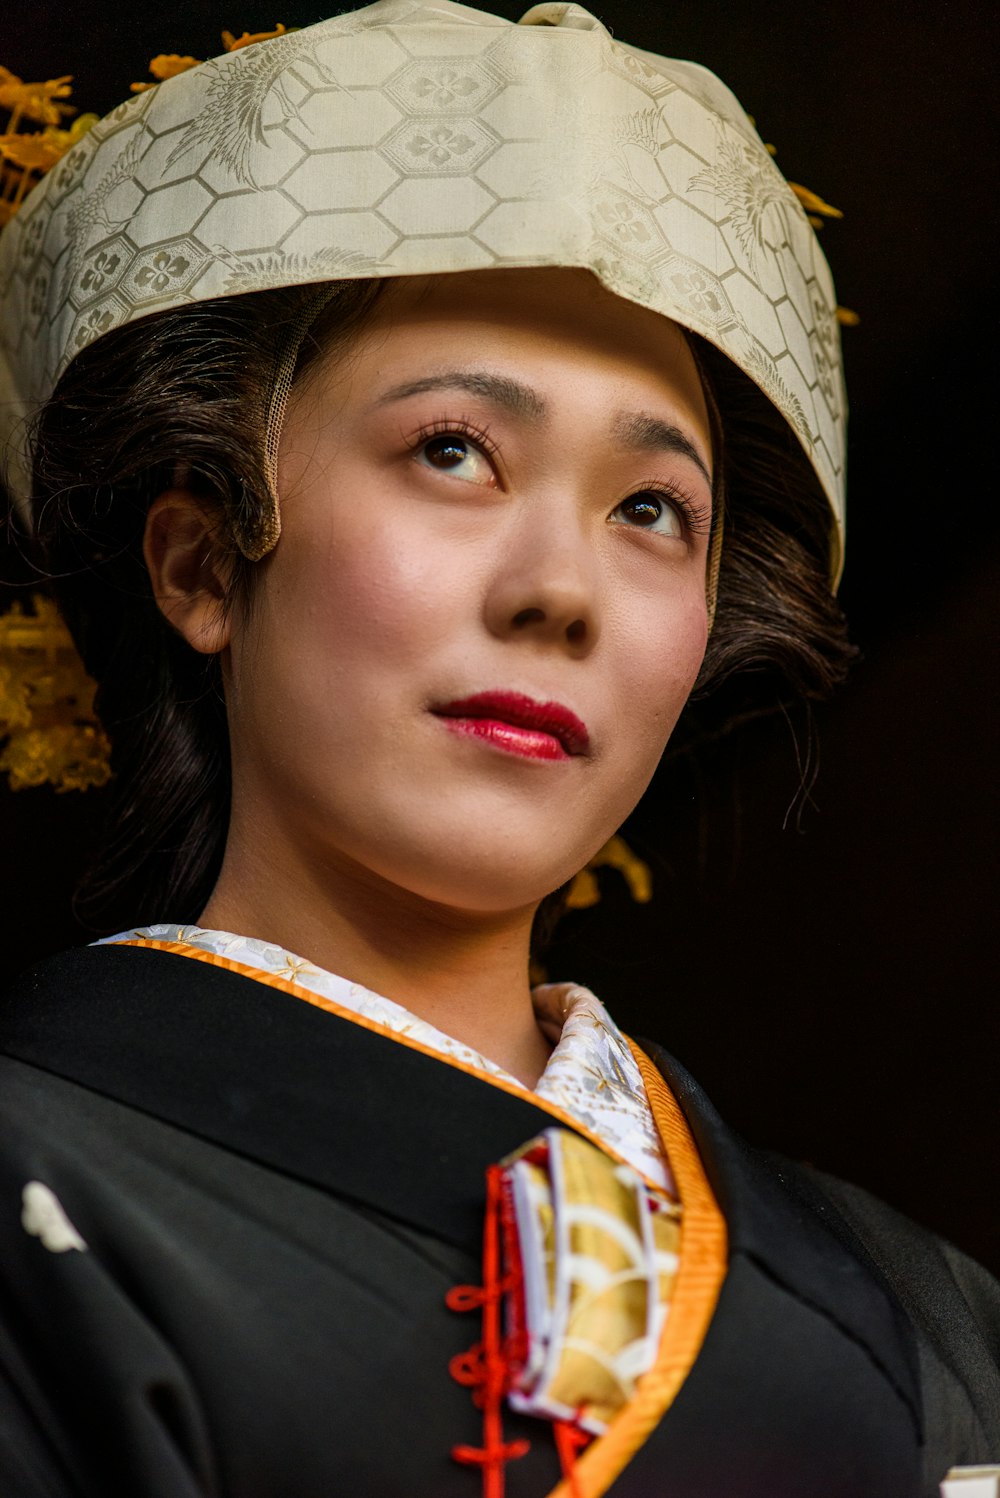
[500,1128,681,1434]
[0,0,846,576]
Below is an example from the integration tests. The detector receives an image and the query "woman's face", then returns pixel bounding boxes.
[225,268,713,913]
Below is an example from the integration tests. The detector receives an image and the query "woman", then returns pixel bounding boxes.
[0,4,997,1496]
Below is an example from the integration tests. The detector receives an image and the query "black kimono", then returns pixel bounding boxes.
[1,941,998,1497]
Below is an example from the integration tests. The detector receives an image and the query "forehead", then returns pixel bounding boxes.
[305,268,712,446]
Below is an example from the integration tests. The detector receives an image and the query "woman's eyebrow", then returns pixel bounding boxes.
[612,411,712,488]
[372,377,710,484]
[373,370,547,421]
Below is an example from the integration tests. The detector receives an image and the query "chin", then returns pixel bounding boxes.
[370,839,580,917]
[403,866,567,917]
[322,793,631,915]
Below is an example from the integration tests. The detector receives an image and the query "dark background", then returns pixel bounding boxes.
[2,3,998,1270]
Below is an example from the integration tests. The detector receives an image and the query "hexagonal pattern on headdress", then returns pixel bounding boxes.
[0,0,845,568]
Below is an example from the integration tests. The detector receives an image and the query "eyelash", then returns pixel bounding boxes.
[406,419,713,538]
[625,478,714,538]
[408,416,501,465]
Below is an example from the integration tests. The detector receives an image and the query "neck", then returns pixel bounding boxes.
[199,821,553,1089]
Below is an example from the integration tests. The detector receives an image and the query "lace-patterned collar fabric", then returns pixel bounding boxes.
[97,924,674,1194]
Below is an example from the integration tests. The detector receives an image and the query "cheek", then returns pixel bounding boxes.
[609,592,708,756]
[261,512,476,692]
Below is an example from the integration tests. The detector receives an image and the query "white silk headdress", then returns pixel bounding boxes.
[0,0,846,575]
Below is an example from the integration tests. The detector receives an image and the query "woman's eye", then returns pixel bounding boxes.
[611,491,683,538]
[415,433,494,486]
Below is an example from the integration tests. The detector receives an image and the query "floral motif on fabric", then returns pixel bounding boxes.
[97,924,674,1195]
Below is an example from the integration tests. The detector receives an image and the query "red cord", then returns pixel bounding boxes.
[446,1166,529,1498]
[554,1419,591,1498]
[448,1153,594,1497]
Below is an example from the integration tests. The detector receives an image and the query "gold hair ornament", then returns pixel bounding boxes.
[748,119,857,325]
[0,65,98,226]
[565,834,652,911]
[128,24,294,94]
[0,594,110,791]
[0,29,290,793]
[530,834,652,978]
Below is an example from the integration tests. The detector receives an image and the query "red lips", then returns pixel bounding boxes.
[433,691,590,760]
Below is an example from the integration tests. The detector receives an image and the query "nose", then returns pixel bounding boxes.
[484,495,599,653]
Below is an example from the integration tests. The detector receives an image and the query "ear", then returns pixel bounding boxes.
[143,490,233,655]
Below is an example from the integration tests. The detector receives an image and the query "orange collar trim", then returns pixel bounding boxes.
[540,1039,728,1498]
[111,938,673,1197]
[113,939,727,1497]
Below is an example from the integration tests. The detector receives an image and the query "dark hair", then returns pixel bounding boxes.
[23,280,854,935]
[691,336,851,704]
